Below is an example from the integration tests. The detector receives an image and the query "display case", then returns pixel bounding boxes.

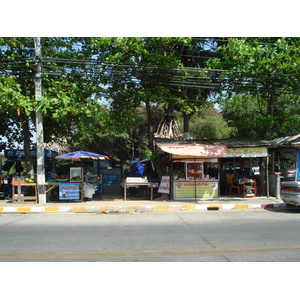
[186,163,203,180]
[70,167,83,182]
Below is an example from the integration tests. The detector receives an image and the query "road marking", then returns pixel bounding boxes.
[1,245,300,259]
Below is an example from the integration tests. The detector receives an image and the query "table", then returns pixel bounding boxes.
[12,183,37,203]
[123,182,157,201]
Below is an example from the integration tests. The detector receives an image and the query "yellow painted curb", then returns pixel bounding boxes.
[45,207,59,212]
[72,207,87,212]
[235,204,249,210]
[154,205,169,211]
[17,207,31,212]
[182,204,196,210]
[0,207,3,212]
[100,206,115,212]
[128,206,142,211]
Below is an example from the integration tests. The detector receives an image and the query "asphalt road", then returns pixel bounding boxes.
[1,208,300,262]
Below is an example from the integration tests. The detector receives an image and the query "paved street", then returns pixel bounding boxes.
[1,208,300,262]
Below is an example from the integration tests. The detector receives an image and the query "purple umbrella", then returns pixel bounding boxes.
[55,150,109,161]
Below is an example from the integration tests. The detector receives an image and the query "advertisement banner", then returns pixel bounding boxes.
[174,181,218,199]
[59,183,80,200]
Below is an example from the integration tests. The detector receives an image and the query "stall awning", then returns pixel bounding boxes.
[159,143,229,158]
[55,150,109,161]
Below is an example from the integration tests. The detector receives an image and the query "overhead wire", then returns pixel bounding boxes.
[0,53,299,95]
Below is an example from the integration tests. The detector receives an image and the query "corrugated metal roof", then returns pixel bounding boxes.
[154,133,300,149]
[270,134,300,146]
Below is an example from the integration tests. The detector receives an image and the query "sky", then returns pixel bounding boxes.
[1,1,298,37]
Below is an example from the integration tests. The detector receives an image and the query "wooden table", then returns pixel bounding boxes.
[12,183,37,203]
[123,182,156,201]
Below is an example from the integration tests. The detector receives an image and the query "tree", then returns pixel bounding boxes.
[185,106,236,139]
[88,37,193,148]
[0,37,107,175]
[206,37,300,139]
[220,93,300,139]
[88,37,222,147]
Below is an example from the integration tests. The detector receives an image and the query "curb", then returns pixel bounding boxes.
[0,203,289,213]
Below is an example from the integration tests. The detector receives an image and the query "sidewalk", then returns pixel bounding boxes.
[0,195,289,213]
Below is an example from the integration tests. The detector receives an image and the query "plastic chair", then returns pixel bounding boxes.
[228,183,240,195]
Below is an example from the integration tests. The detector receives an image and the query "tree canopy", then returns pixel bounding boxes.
[1,37,300,176]
[206,37,300,139]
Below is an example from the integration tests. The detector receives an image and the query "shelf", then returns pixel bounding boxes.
[242,180,256,198]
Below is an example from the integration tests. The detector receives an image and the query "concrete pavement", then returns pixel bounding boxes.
[0,195,291,213]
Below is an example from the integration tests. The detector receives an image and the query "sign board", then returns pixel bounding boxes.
[126,177,144,183]
[158,176,170,194]
[59,183,80,200]
[174,181,218,199]
[222,147,268,158]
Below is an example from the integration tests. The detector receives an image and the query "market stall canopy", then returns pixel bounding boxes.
[159,143,229,158]
[55,150,109,161]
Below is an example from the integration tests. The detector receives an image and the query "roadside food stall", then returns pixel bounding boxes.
[123,158,159,200]
[157,142,229,200]
[219,147,268,197]
[3,149,58,203]
[53,150,110,202]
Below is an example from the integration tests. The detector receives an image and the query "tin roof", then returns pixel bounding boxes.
[154,133,300,149]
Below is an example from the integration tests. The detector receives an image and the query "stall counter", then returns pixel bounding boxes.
[173,179,219,200]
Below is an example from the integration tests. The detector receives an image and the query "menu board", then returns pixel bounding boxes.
[59,183,80,200]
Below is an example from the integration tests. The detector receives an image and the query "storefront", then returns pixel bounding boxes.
[219,147,268,196]
[157,141,229,200]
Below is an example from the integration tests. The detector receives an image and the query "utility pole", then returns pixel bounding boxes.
[34,37,46,204]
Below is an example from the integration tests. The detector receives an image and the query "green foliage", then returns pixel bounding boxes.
[218,93,300,139]
[206,37,300,138]
[184,107,236,139]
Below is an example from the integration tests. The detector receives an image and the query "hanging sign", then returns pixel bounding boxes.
[158,176,170,194]
[222,147,268,158]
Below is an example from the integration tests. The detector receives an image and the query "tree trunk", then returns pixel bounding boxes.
[183,112,192,139]
[258,157,267,196]
[145,100,154,151]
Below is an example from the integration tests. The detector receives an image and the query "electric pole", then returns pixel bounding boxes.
[34,37,46,204]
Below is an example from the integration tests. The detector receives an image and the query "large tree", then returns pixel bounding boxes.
[0,37,106,175]
[207,37,300,139]
[87,37,221,147]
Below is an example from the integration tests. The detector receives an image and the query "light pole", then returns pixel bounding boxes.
[34,37,46,204]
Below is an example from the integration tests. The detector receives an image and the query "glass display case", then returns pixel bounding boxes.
[70,167,83,182]
[186,162,203,180]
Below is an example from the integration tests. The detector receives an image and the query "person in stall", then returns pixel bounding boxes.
[225,169,235,185]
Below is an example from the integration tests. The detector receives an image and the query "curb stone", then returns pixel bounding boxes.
[0,203,290,213]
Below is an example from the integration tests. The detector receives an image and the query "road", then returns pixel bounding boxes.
[1,208,300,262]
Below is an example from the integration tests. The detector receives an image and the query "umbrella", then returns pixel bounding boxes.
[55,150,109,161]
